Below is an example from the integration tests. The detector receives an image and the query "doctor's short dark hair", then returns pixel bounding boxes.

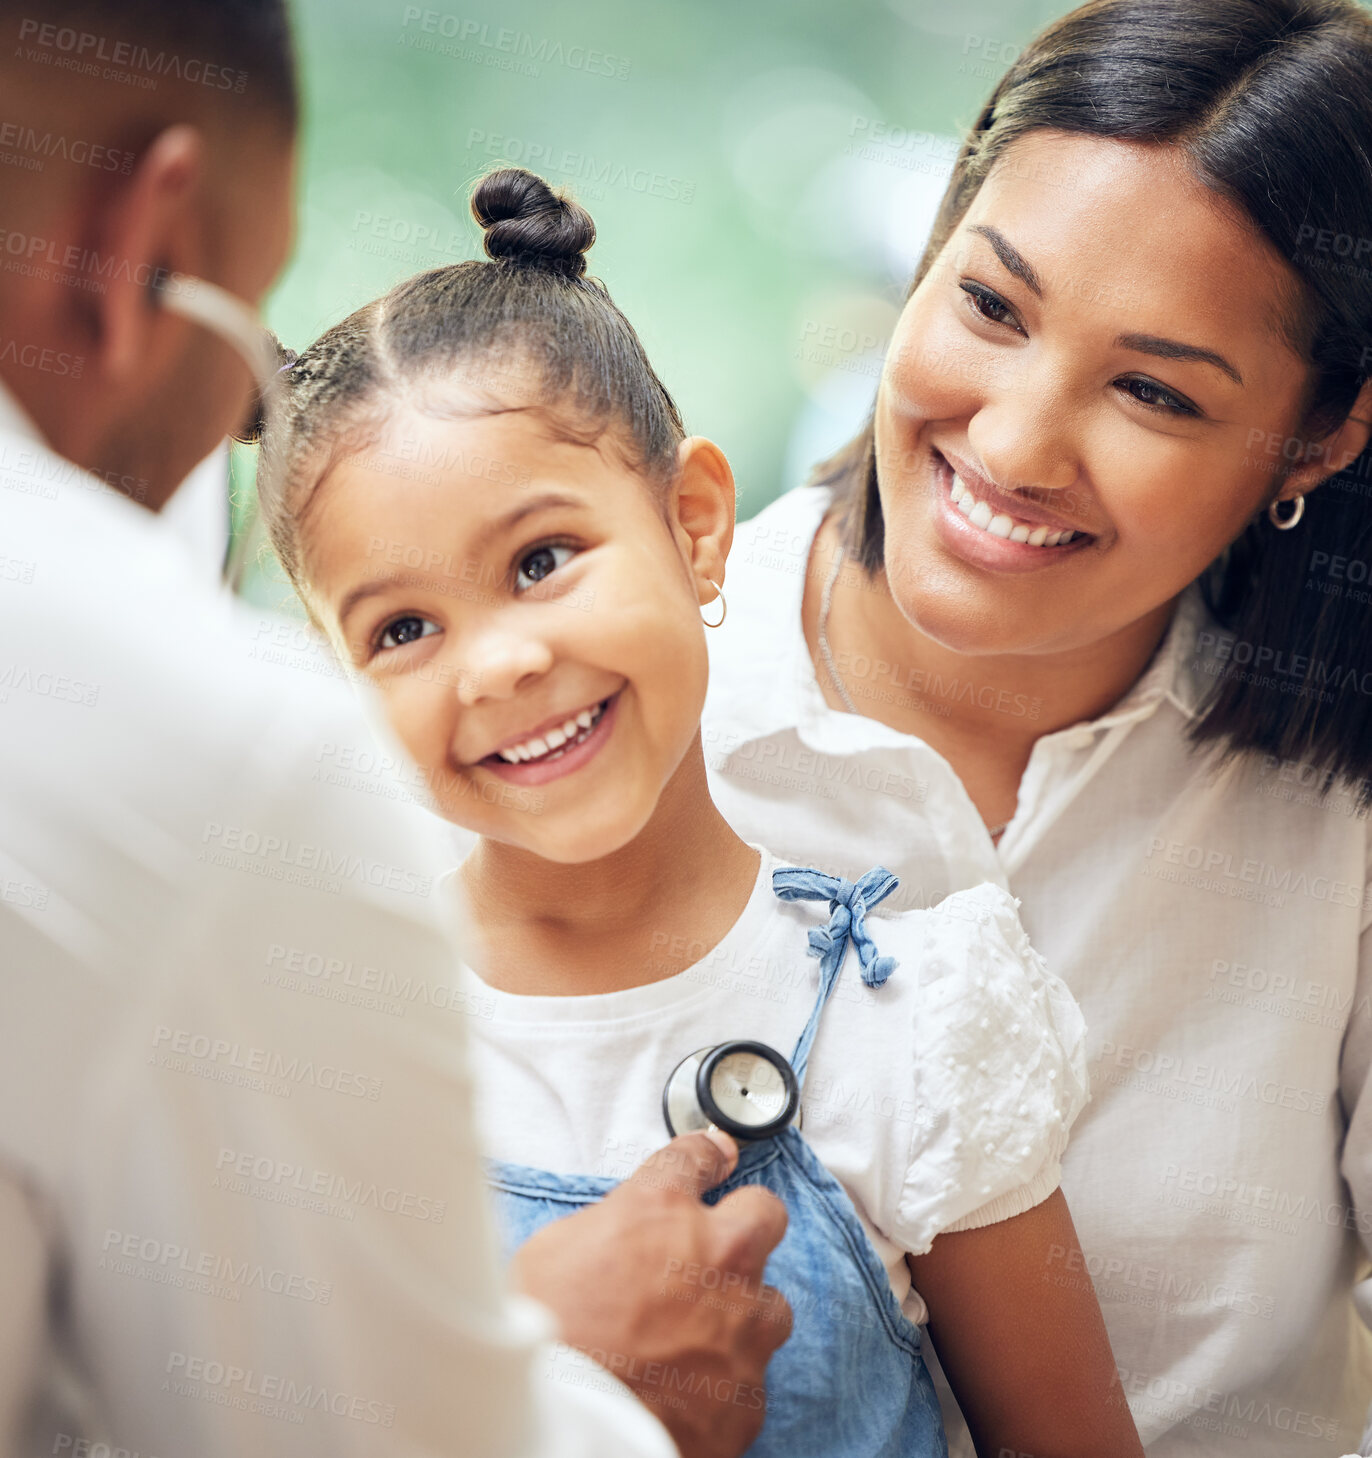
[815,0,1372,808]
[255,167,685,588]
[0,0,298,132]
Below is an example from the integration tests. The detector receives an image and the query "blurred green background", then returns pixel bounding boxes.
[231,0,1081,611]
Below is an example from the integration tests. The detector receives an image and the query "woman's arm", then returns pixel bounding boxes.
[907,1188,1144,1458]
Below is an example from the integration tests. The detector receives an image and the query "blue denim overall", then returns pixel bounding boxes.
[484,865,949,1458]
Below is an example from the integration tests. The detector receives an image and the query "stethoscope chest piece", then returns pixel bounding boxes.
[662,1040,801,1142]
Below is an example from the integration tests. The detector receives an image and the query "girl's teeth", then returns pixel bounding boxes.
[948,470,1080,549]
[496,700,607,765]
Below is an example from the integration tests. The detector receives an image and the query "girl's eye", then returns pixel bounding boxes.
[514,542,576,591]
[960,280,1023,334]
[376,614,440,652]
[1116,376,1199,418]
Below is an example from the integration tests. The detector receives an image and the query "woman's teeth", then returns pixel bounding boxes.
[496,702,605,764]
[949,473,1079,547]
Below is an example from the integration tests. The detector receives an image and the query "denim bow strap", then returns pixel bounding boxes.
[771,865,901,1086]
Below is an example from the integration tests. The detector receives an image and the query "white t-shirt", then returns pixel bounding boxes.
[458,845,1090,1326]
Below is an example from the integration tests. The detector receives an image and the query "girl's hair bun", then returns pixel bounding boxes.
[471,167,595,278]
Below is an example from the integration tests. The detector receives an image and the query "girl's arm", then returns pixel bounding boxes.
[907,1188,1144,1458]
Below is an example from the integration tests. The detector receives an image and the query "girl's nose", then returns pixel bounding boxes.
[454,627,554,706]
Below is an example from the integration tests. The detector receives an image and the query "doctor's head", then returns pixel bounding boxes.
[0,0,298,508]
[256,169,737,864]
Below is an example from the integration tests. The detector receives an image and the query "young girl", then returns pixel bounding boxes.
[254,168,1144,1457]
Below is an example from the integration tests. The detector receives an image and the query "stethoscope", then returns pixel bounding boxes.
[662,1040,802,1142]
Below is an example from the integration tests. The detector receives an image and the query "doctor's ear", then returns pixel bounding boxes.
[91,124,207,386]
[670,436,736,603]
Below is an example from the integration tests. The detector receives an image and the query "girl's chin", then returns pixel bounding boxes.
[480,810,656,867]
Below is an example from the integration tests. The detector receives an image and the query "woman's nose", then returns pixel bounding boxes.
[453,626,554,706]
[968,376,1081,497]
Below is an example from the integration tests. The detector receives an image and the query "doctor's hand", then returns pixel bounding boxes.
[512,1129,791,1458]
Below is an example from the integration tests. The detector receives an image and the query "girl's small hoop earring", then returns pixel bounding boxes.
[700,580,727,629]
[1269,494,1305,530]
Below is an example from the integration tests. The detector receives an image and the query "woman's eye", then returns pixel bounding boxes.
[376,614,439,651]
[1117,376,1198,417]
[514,542,576,591]
[960,281,1022,333]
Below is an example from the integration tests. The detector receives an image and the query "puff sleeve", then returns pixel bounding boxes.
[891,881,1090,1255]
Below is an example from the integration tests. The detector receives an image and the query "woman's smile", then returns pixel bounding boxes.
[928,445,1096,574]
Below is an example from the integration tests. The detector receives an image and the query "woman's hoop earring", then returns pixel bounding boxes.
[700,580,727,629]
[1269,494,1305,530]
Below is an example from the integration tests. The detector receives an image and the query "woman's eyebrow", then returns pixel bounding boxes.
[1114,332,1244,386]
[969,223,1244,386]
[969,224,1043,297]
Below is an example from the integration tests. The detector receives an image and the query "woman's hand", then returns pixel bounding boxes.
[909,1187,1144,1458]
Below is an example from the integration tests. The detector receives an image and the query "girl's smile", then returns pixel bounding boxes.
[476,689,620,785]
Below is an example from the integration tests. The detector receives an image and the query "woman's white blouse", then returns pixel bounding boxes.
[703,484,1372,1458]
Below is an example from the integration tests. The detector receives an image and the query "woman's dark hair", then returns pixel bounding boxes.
[256,167,684,587]
[818,0,1372,805]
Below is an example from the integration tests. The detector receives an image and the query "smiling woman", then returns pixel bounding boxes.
[700,0,1372,1453]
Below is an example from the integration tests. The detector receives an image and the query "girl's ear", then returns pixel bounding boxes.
[672,436,736,603]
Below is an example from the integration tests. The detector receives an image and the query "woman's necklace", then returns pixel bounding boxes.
[815,534,1010,843]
